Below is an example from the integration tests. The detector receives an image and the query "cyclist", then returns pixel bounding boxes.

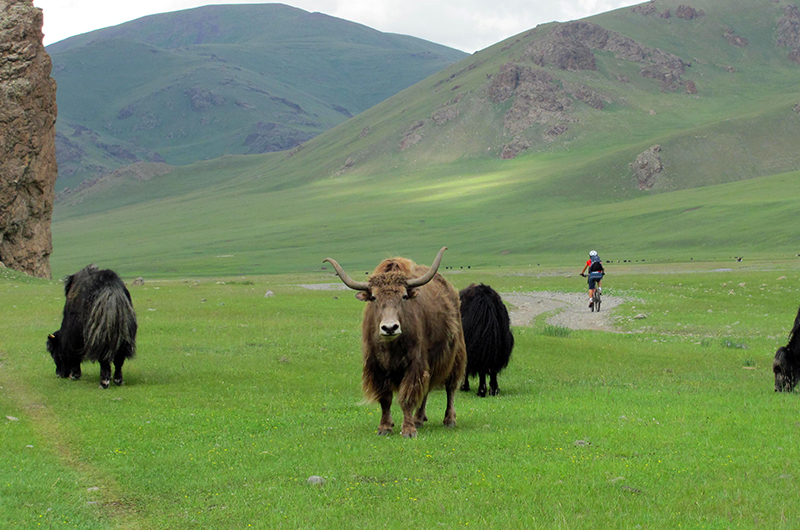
[580,250,605,309]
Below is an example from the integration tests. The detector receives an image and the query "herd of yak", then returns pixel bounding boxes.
[47,248,800,437]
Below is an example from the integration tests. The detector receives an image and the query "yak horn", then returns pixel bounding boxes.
[48,334,55,339]
[323,258,370,291]
[407,247,448,288]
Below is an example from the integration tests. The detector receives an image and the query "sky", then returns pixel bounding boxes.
[33,0,637,53]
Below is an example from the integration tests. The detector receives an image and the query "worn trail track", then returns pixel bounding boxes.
[502,291,626,332]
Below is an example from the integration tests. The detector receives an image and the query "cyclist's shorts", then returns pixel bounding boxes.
[588,271,603,289]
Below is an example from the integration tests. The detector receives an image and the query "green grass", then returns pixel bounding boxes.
[50,153,800,279]
[3,261,800,528]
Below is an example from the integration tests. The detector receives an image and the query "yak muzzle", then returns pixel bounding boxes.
[380,320,401,341]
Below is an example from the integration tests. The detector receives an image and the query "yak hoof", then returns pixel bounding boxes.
[401,429,418,438]
[113,378,123,386]
[100,380,110,389]
[377,427,393,436]
[490,388,500,396]
[476,390,487,398]
[69,374,81,381]
[460,382,470,392]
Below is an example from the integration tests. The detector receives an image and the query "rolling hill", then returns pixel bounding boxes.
[47,3,468,191]
[51,0,800,277]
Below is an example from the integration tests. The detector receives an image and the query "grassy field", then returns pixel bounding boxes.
[2,260,800,529]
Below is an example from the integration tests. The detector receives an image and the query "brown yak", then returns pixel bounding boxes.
[324,247,466,438]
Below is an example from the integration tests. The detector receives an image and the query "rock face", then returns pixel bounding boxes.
[521,21,688,91]
[630,145,663,190]
[777,4,800,63]
[0,0,57,278]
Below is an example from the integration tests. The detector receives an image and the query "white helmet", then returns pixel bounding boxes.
[589,250,598,257]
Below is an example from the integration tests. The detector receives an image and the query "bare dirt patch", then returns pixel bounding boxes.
[502,291,626,332]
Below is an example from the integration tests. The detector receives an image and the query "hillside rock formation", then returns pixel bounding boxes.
[0,0,57,278]
[777,4,800,63]
[522,21,687,91]
[675,5,704,20]
[724,28,749,48]
[630,145,663,190]
[480,20,689,156]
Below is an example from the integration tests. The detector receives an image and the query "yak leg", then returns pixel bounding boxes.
[443,372,458,429]
[69,362,82,381]
[476,372,488,398]
[398,368,430,438]
[113,355,126,386]
[489,370,500,396]
[99,360,111,389]
[377,394,394,436]
[460,376,471,392]
[415,394,429,428]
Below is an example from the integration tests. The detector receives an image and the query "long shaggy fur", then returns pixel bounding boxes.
[47,264,137,388]
[459,283,514,397]
[774,304,800,392]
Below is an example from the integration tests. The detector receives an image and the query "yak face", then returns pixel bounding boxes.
[324,249,446,344]
[357,276,418,342]
[47,330,81,380]
[47,331,69,378]
[774,346,797,392]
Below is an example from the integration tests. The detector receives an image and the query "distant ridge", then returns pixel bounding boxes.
[48,3,468,190]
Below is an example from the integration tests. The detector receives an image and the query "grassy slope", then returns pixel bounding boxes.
[49,4,468,190]
[3,263,800,528]
[51,0,800,278]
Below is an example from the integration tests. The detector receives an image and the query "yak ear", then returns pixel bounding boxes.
[356,291,373,302]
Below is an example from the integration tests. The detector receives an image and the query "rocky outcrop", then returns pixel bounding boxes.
[723,28,749,48]
[244,122,315,154]
[184,87,226,111]
[631,1,658,16]
[630,145,663,190]
[399,120,425,150]
[522,21,688,91]
[675,5,704,20]
[489,63,574,136]
[56,162,173,205]
[431,94,463,125]
[0,0,57,278]
[777,4,800,63]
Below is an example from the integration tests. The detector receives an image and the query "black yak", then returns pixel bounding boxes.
[774,304,800,392]
[324,247,466,438]
[47,264,137,389]
[459,283,514,397]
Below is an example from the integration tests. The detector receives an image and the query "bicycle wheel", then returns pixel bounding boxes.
[595,293,601,311]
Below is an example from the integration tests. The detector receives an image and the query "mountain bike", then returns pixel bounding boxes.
[580,272,603,312]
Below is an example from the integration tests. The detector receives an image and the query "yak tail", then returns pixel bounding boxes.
[83,281,137,363]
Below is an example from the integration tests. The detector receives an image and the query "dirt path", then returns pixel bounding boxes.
[502,291,626,332]
[302,283,627,332]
